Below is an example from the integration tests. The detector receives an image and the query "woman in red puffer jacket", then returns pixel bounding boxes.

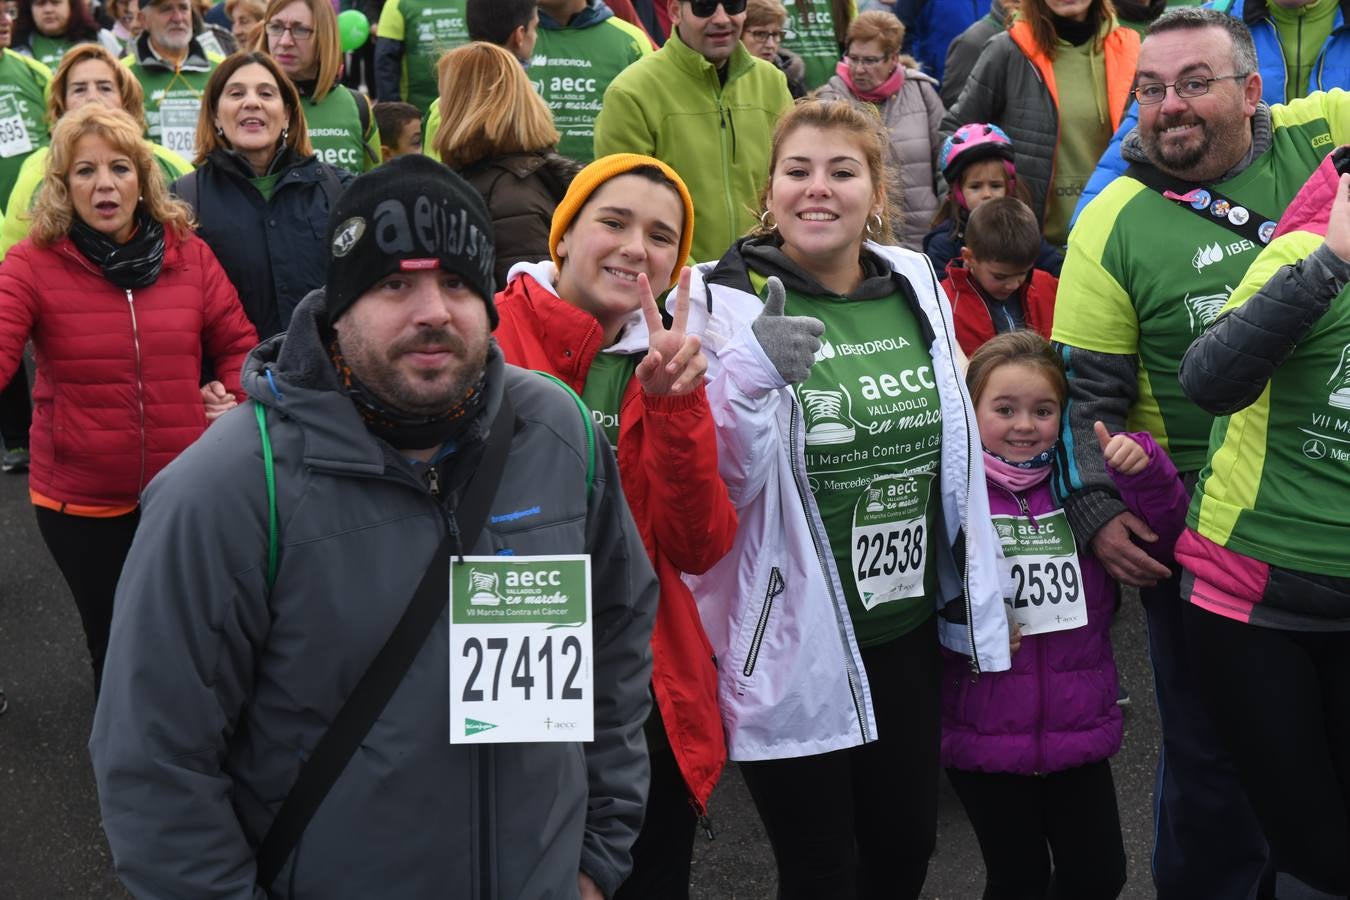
[0,106,257,695]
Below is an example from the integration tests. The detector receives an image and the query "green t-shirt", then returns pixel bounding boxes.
[777,281,942,647]
[377,0,468,115]
[1189,230,1350,577]
[579,350,638,446]
[1046,37,1111,246]
[250,171,282,200]
[126,54,218,156]
[304,85,379,174]
[1052,92,1346,472]
[0,50,51,213]
[530,19,649,163]
[1270,0,1338,102]
[780,0,842,91]
[27,34,73,70]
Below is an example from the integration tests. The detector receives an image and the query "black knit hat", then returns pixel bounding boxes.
[325,155,498,327]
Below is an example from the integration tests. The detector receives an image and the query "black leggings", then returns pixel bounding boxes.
[945,760,1127,900]
[738,617,942,900]
[614,702,699,900]
[33,505,140,695]
[1183,602,1350,895]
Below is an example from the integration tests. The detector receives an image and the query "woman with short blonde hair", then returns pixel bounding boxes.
[0,103,257,696]
[257,0,379,171]
[0,43,193,259]
[431,41,579,286]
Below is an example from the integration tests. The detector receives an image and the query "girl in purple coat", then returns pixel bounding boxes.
[942,331,1189,899]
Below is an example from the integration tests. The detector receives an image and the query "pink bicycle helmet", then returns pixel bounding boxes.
[939,123,1017,209]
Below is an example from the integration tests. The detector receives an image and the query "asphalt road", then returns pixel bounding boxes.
[0,462,1165,900]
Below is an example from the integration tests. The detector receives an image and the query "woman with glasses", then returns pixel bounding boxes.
[741,0,805,98]
[257,0,379,174]
[817,11,942,251]
[10,0,120,69]
[942,0,1139,247]
[172,51,351,338]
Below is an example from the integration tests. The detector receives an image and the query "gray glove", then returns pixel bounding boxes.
[751,276,824,385]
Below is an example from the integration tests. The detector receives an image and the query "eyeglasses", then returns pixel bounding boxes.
[265,20,314,41]
[845,52,891,67]
[688,0,748,17]
[745,28,783,43]
[1131,73,1249,105]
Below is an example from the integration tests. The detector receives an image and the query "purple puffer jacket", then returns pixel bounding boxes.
[941,433,1188,775]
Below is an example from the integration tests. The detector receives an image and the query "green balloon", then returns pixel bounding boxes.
[338,9,369,52]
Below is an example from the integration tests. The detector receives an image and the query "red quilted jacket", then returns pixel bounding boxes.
[494,268,736,813]
[0,230,258,507]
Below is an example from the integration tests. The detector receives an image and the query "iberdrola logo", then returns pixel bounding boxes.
[1192,242,1223,272]
[814,338,836,363]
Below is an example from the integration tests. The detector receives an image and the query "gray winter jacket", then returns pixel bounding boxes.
[816,68,944,251]
[939,0,1009,110]
[89,292,658,900]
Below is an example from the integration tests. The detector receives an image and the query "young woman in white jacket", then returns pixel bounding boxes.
[678,98,1012,899]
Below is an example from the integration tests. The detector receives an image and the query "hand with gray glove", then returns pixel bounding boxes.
[751,276,825,385]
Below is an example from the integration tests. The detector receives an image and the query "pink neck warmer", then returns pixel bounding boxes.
[834,59,904,103]
[983,451,1052,494]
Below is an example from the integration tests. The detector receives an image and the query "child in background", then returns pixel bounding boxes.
[943,332,1189,899]
[374,101,422,161]
[926,123,1063,276]
[941,197,1058,356]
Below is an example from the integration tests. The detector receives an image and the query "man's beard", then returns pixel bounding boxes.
[1141,113,1213,176]
[346,326,489,418]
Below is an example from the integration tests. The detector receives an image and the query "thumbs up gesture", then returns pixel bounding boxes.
[750,276,825,385]
[1095,420,1148,476]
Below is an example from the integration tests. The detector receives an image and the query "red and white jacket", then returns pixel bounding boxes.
[941,259,1057,357]
[493,261,737,813]
[0,230,257,507]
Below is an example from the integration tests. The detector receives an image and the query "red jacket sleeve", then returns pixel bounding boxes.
[634,383,737,576]
[194,236,259,400]
[0,244,40,390]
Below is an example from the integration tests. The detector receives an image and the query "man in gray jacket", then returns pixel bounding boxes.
[89,156,658,900]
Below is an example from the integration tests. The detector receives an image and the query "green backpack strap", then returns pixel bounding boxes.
[255,402,279,590]
[532,370,596,498]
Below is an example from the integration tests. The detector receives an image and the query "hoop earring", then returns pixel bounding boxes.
[759,208,777,231]
[215,126,224,137]
[865,212,884,239]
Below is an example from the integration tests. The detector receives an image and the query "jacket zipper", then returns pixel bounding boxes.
[715,74,736,255]
[125,289,147,492]
[787,397,871,741]
[743,566,784,677]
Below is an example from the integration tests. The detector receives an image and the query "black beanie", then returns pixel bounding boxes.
[324,155,498,327]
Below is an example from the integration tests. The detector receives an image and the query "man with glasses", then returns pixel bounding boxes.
[122,0,222,154]
[1052,8,1350,898]
[594,0,792,264]
[741,0,805,97]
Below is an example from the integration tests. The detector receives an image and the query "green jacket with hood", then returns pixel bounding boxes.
[594,30,793,265]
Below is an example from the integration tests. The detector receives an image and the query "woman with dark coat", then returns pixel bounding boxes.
[429,41,580,287]
[172,50,351,338]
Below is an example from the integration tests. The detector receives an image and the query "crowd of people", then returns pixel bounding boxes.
[1,0,1349,898]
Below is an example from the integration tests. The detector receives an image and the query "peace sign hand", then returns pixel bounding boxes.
[636,267,706,397]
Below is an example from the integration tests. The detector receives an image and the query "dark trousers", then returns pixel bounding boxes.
[0,365,31,448]
[1141,569,1275,899]
[33,505,140,695]
[946,760,1127,900]
[614,704,698,900]
[1183,602,1350,896]
[738,616,941,900]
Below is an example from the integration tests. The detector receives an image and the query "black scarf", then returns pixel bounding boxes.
[68,210,166,289]
[329,339,488,450]
[1051,13,1097,47]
